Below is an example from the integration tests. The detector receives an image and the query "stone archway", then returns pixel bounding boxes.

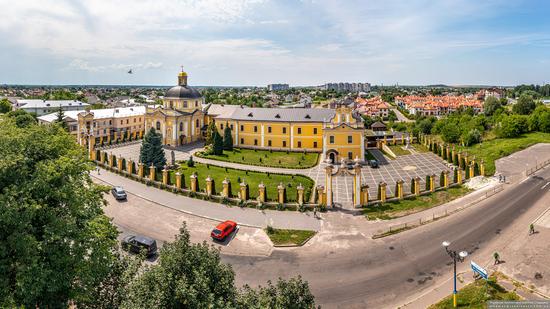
[326,149,338,164]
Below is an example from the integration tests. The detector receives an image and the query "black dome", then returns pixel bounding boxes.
[165,85,202,99]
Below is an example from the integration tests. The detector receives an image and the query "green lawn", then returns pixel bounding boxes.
[456,132,550,175]
[265,228,316,246]
[195,148,320,169]
[412,143,430,153]
[428,276,520,308]
[363,186,471,220]
[388,145,411,156]
[171,162,314,202]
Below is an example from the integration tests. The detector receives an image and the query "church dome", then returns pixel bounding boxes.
[165,85,202,99]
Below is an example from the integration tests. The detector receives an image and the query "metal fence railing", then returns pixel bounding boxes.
[373,184,504,239]
[525,159,550,176]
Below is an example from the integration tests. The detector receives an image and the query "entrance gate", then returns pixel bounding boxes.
[320,158,368,209]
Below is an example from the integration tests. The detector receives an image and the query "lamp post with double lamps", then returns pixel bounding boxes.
[442,241,468,307]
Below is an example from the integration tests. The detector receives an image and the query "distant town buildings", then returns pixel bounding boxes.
[15,99,89,116]
[323,82,371,93]
[354,96,390,118]
[267,84,290,91]
[476,87,505,101]
[395,95,483,116]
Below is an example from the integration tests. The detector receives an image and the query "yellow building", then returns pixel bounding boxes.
[205,104,365,163]
[75,106,146,147]
[142,69,366,163]
[144,70,204,146]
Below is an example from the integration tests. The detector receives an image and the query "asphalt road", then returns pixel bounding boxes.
[222,168,550,308]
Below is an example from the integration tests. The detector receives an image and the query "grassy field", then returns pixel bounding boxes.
[456,132,550,175]
[363,186,471,220]
[195,148,319,169]
[388,145,411,156]
[412,143,430,153]
[265,227,316,246]
[428,277,520,308]
[171,162,314,202]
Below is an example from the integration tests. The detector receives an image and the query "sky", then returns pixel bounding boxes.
[1,0,549,86]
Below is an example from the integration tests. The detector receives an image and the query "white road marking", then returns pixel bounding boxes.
[542,182,550,190]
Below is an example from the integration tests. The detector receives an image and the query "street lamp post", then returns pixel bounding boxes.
[442,241,468,308]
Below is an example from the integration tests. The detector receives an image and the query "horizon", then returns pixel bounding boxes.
[1,0,550,86]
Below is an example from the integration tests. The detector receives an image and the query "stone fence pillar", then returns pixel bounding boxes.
[205,176,213,196]
[138,162,144,178]
[222,178,231,198]
[190,173,198,192]
[149,164,156,181]
[117,156,123,171]
[258,182,266,203]
[240,182,248,201]
[361,185,369,206]
[175,172,182,189]
[277,182,285,204]
[127,159,133,174]
[443,170,450,188]
[429,174,435,192]
[316,185,325,205]
[162,167,168,185]
[379,182,387,203]
[297,183,304,205]
[396,180,404,200]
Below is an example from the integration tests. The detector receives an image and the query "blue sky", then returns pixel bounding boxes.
[1,0,549,86]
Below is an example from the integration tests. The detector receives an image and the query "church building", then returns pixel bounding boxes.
[144,69,204,146]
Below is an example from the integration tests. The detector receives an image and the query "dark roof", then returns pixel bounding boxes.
[165,85,202,99]
[371,121,386,128]
[216,106,335,122]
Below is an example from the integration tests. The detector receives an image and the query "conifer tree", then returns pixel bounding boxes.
[139,128,166,168]
[223,123,233,151]
[213,131,224,155]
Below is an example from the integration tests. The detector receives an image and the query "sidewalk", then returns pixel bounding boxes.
[93,168,321,231]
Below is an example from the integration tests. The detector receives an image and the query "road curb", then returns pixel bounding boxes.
[92,173,264,229]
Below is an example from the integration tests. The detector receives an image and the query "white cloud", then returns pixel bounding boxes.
[68,59,163,72]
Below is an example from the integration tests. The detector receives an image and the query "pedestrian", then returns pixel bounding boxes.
[529,223,535,235]
[493,252,500,265]
[313,207,318,219]
[498,174,502,183]
[97,167,100,175]
[503,175,506,183]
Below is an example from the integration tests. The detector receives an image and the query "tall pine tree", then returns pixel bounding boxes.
[213,131,224,155]
[54,106,68,131]
[205,122,217,145]
[223,122,233,151]
[139,127,166,168]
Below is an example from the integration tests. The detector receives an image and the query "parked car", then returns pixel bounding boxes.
[368,160,379,168]
[211,220,238,241]
[121,235,158,257]
[111,186,127,200]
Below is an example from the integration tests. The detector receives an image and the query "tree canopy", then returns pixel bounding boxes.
[139,127,167,168]
[0,116,118,307]
[512,94,536,115]
[0,98,12,113]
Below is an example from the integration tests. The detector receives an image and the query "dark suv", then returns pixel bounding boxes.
[121,235,158,257]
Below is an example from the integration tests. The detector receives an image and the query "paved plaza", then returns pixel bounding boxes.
[101,142,451,208]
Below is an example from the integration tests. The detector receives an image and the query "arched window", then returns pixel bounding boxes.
[179,122,183,131]
[196,119,199,128]
[156,121,161,130]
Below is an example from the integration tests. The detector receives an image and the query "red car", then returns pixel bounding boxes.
[211,220,237,241]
